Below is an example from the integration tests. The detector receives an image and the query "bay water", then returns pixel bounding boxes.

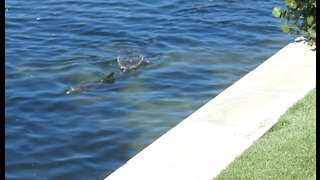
[5,0,295,179]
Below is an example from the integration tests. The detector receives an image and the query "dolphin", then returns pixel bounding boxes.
[66,72,115,94]
[117,55,144,71]
[66,55,144,94]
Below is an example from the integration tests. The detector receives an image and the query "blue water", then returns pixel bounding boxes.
[5,0,295,179]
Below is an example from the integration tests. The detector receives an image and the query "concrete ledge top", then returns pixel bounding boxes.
[104,37,316,180]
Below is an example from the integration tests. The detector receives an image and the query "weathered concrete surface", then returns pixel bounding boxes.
[104,37,316,180]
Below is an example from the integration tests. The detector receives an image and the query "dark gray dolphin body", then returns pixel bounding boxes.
[66,72,115,94]
[66,56,144,94]
[66,83,105,94]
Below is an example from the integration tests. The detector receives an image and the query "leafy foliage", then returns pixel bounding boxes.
[272,0,316,46]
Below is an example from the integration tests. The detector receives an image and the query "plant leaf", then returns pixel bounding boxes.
[307,16,314,25]
[286,0,297,9]
[272,7,281,17]
[282,23,290,33]
[308,27,316,38]
[302,30,309,36]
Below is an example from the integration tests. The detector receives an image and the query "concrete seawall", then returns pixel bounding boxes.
[104,37,316,180]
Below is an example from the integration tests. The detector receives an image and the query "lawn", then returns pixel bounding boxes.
[214,88,316,180]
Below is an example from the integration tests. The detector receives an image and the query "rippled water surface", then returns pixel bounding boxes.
[5,0,295,179]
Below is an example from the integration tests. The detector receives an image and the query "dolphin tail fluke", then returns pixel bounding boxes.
[117,55,144,70]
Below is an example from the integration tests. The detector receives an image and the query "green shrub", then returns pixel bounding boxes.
[272,0,316,46]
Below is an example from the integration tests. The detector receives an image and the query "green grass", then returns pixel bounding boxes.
[214,88,316,180]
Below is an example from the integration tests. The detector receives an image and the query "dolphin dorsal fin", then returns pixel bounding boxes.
[101,72,115,83]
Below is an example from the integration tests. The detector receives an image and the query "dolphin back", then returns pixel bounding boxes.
[66,83,105,94]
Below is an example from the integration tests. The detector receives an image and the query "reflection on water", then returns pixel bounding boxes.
[5,0,295,179]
